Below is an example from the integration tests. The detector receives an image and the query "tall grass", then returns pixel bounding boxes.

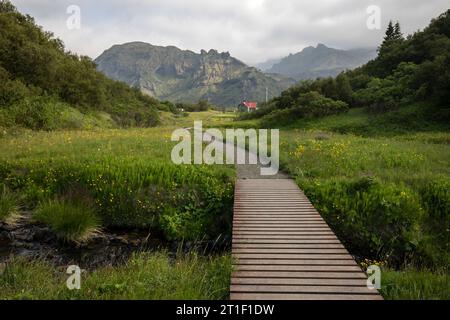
[34,200,100,243]
[0,253,232,300]
[0,186,20,225]
[381,269,450,300]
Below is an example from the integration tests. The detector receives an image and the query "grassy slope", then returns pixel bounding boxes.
[286,103,450,138]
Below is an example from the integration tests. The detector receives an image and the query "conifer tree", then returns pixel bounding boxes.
[393,22,404,41]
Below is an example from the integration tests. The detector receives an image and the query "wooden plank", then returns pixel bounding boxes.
[232,271,366,279]
[233,220,324,223]
[232,243,345,249]
[232,248,348,254]
[233,232,334,236]
[231,278,368,286]
[233,225,330,229]
[233,226,331,229]
[234,213,319,216]
[230,284,377,294]
[234,265,363,272]
[235,210,318,212]
[233,239,342,244]
[235,259,357,265]
[234,222,327,225]
[235,205,315,207]
[230,293,382,300]
[233,217,324,220]
[233,253,353,260]
[233,232,335,236]
[233,236,337,240]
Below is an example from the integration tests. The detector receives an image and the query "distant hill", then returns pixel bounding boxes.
[254,58,282,71]
[95,42,295,106]
[267,44,377,80]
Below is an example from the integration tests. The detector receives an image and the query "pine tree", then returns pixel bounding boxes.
[384,21,395,42]
[393,22,404,41]
[379,20,404,53]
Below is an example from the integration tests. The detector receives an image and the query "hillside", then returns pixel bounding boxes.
[95,42,295,106]
[267,44,377,80]
[0,2,161,130]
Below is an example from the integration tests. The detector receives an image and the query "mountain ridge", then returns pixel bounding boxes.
[267,44,377,80]
[95,42,295,106]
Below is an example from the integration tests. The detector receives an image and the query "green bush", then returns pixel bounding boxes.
[260,92,348,127]
[34,200,100,243]
[302,177,423,266]
[353,63,418,112]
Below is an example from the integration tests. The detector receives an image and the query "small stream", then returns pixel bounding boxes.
[0,218,230,270]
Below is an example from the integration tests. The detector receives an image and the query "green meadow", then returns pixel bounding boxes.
[1,108,449,299]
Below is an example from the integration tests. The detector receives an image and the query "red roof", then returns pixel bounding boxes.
[243,101,257,109]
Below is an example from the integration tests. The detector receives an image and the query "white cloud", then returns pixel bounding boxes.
[11,0,450,64]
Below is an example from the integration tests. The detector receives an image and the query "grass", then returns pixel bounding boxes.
[159,110,237,128]
[0,252,232,300]
[34,200,100,243]
[0,187,20,225]
[381,269,450,300]
[0,125,235,240]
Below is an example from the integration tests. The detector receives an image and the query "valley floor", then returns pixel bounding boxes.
[0,109,449,300]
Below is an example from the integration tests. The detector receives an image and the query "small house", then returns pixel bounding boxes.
[238,101,258,112]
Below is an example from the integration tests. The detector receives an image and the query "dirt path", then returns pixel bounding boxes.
[201,130,289,179]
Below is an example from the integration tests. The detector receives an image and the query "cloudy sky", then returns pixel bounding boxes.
[12,0,450,64]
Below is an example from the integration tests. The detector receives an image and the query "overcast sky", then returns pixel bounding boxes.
[12,0,450,64]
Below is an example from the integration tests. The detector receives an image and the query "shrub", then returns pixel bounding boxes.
[260,92,348,127]
[302,177,423,266]
[34,200,100,243]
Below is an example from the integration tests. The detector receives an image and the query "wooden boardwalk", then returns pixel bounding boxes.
[230,179,382,300]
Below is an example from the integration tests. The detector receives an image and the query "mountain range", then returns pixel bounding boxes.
[264,44,377,80]
[95,42,294,106]
[95,42,377,106]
